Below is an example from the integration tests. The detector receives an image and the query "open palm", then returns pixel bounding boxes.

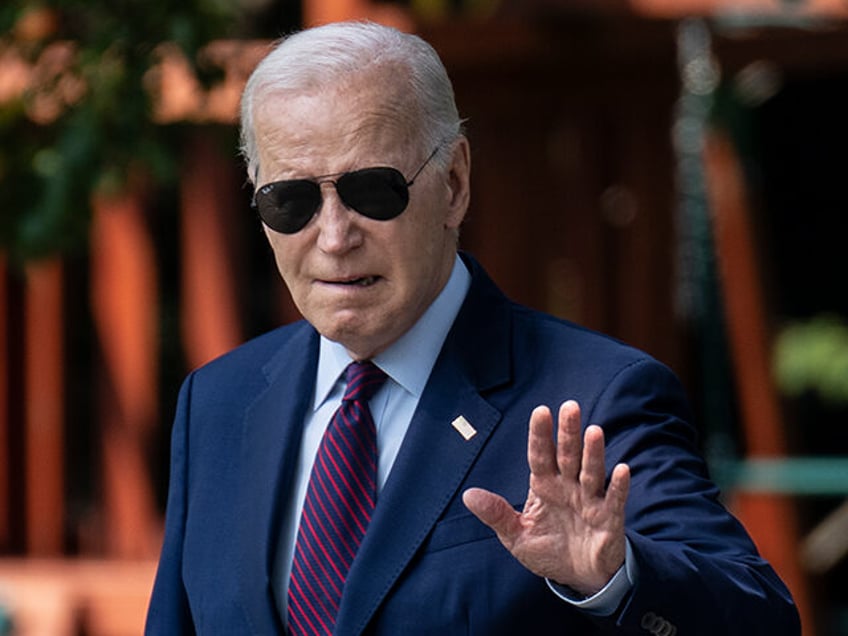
[463,400,630,596]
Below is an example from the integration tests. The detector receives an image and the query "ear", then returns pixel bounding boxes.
[444,136,471,230]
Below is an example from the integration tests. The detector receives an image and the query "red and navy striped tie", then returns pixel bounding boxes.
[288,360,387,636]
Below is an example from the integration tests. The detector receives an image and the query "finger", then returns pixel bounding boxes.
[606,462,631,515]
[579,425,607,498]
[462,487,522,547]
[527,406,557,477]
[556,400,583,481]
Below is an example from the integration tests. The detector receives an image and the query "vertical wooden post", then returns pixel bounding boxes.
[704,130,814,634]
[179,133,243,369]
[24,258,65,555]
[90,186,161,557]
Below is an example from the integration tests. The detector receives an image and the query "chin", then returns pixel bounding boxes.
[319,320,375,349]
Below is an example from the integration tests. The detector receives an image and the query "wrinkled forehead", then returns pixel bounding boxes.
[251,79,422,180]
[254,69,421,157]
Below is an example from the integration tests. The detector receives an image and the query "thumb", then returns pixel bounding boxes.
[463,487,521,543]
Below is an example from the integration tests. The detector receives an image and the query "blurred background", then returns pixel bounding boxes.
[1,0,847,633]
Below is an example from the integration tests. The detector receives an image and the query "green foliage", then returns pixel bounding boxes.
[0,0,242,262]
[774,314,848,405]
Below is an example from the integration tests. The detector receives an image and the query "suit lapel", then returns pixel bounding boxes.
[335,257,513,635]
[236,324,319,632]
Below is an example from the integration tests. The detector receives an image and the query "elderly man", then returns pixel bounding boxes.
[146,21,799,635]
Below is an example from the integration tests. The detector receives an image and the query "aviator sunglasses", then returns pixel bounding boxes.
[252,145,442,234]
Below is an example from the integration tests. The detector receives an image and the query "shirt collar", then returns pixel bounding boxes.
[313,254,471,410]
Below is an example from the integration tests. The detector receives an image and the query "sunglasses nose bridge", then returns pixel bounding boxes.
[314,177,351,213]
[313,180,364,253]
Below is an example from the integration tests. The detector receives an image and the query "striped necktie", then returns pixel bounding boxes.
[288,360,387,635]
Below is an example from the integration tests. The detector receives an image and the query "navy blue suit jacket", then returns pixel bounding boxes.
[146,254,799,635]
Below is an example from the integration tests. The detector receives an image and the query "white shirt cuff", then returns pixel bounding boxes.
[546,538,637,616]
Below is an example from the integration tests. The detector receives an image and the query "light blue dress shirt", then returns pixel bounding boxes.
[273,254,634,620]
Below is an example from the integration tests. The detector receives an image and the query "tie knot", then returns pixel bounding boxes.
[343,361,387,403]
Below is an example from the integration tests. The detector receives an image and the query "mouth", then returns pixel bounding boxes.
[324,275,380,287]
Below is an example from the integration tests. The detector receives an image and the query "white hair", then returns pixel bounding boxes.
[239,21,464,181]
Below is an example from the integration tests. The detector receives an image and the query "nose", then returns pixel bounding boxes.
[314,182,363,254]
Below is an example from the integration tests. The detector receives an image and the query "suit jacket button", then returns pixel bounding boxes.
[641,612,677,636]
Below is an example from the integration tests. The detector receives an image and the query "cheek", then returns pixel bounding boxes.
[393,201,446,249]
[402,213,451,264]
[265,233,302,282]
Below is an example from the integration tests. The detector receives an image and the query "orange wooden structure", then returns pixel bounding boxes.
[179,133,246,368]
[703,130,813,633]
[89,186,162,557]
[23,260,65,556]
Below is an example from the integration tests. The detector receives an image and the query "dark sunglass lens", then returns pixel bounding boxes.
[255,180,321,234]
[337,168,409,220]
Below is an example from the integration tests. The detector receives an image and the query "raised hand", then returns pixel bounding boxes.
[462,400,630,596]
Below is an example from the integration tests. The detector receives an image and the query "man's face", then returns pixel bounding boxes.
[251,74,470,359]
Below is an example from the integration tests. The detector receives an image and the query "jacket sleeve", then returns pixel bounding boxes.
[145,374,197,635]
[589,358,800,635]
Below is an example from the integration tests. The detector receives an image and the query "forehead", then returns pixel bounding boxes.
[252,73,420,178]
